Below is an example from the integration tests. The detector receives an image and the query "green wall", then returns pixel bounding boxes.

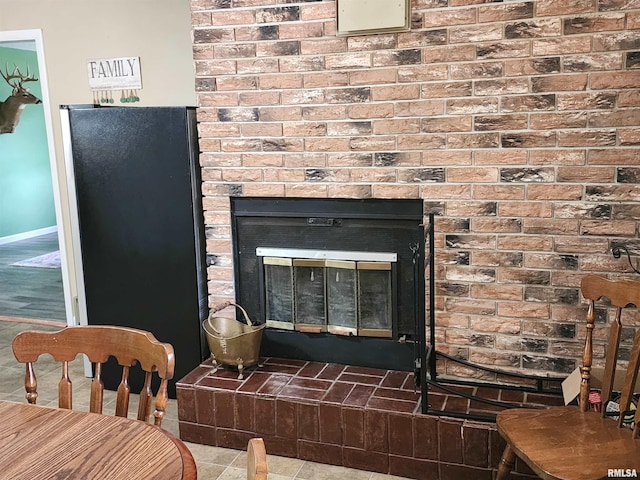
[0,45,55,238]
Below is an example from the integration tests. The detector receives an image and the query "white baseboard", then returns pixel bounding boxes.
[0,226,58,246]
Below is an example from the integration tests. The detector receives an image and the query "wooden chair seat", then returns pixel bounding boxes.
[12,325,175,427]
[498,407,640,480]
[496,275,640,480]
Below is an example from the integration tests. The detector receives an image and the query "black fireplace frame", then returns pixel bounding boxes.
[230,196,426,373]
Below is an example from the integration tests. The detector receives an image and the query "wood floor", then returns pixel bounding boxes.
[0,233,66,323]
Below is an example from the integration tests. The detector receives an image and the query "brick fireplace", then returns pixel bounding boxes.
[193,0,640,382]
[180,0,640,476]
[230,196,425,372]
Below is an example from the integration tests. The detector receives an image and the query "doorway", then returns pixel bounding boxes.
[0,29,72,326]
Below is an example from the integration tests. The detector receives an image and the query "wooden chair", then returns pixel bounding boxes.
[12,325,175,427]
[247,438,268,480]
[496,274,640,479]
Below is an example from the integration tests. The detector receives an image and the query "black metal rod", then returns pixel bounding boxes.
[421,213,435,414]
[425,379,544,409]
[426,409,498,423]
[612,244,640,275]
[435,351,564,385]
[412,241,420,393]
[428,213,436,380]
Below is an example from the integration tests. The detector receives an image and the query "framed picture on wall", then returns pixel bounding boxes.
[336,0,411,36]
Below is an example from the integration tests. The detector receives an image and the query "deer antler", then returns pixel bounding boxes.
[1,63,39,89]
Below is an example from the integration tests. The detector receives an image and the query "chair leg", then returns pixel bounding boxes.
[496,445,516,480]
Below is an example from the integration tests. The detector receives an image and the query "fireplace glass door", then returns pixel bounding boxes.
[260,249,395,338]
[357,262,392,337]
[294,259,326,332]
[326,260,358,336]
[264,257,293,329]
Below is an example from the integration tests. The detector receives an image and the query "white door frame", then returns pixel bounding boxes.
[0,29,75,327]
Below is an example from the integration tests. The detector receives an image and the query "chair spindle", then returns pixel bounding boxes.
[59,360,72,409]
[116,365,131,418]
[90,362,104,414]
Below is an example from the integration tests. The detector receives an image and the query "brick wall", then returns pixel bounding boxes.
[190,0,640,379]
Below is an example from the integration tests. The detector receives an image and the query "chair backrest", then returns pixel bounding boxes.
[580,275,640,438]
[12,325,175,427]
[247,437,268,480]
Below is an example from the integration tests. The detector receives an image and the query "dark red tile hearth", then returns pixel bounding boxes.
[279,384,327,401]
[217,427,253,450]
[373,386,421,403]
[443,395,470,413]
[288,376,334,390]
[425,392,446,410]
[343,384,376,407]
[179,422,216,446]
[198,375,243,391]
[462,423,490,467]
[367,396,417,414]
[525,392,565,407]
[342,407,364,448]
[254,397,276,435]
[237,371,270,393]
[374,385,420,401]
[388,455,439,480]
[214,390,234,428]
[260,362,303,375]
[298,440,343,466]
[176,387,196,423]
[318,404,342,445]
[345,365,387,376]
[297,403,319,441]
[178,365,210,385]
[439,420,463,464]
[364,409,388,453]
[316,363,346,380]
[381,370,413,389]
[499,389,525,403]
[257,374,291,395]
[475,386,500,400]
[194,388,215,426]
[275,399,297,438]
[234,392,254,431]
[440,462,493,480]
[469,398,505,412]
[297,361,327,378]
[322,381,354,404]
[388,413,414,457]
[259,435,298,458]
[489,429,507,469]
[177,359,552,480]
[413,415,438,460]
[264,357,307,368]
[344,447,390,473]
[338,372,384,385]
[258,364,303,375]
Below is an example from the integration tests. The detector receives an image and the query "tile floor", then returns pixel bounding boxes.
[0,319,412,480]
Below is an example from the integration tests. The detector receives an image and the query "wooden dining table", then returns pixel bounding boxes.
[0,400,197,480]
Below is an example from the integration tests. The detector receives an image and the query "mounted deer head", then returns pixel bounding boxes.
[0,63,42,134]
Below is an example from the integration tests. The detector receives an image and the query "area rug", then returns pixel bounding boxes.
[11,250,61,269]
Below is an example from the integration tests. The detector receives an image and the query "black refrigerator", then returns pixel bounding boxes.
[61,105,208,397]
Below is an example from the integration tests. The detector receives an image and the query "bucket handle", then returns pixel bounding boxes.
[208,301,254,327]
